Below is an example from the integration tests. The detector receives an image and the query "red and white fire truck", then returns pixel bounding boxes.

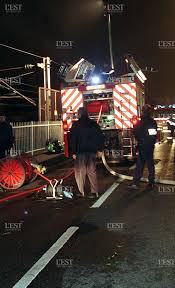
[61,73,145,162]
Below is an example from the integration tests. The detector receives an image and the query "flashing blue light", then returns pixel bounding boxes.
[91,75,101,84]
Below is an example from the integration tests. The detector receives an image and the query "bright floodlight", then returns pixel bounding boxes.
[91,75,100,84]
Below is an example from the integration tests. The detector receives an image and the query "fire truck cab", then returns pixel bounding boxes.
[61,73,145,162]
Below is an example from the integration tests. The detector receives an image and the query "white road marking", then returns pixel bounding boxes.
[13,226,79,288]
[91,180,123,208]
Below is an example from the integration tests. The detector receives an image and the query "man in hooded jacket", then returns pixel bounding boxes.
[69,107,105,198]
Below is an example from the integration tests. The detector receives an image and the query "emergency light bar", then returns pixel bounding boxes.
[86,84,105,90]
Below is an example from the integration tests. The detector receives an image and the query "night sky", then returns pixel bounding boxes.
[0,0,175,114]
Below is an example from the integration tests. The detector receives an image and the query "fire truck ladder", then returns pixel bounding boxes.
[122,137,133,157]
[120,99,133,157]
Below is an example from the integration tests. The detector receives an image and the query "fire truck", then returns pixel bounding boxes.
[61,73,145,162]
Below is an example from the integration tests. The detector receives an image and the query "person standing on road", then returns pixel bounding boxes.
[69,107,105,198]
[129,104,157,189]
[0,115,14,159]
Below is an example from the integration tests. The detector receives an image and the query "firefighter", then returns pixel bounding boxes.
[69,107,105,198]
[129,104,157,189]
[0,115,14,159]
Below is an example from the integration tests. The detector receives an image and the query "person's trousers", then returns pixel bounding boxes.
[0,149,6,159]
[133,145,155,185]
[74,153,98,195]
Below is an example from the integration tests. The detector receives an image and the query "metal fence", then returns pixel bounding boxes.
[11,121,63,156]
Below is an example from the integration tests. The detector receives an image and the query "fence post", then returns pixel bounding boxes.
[31,121,34,156]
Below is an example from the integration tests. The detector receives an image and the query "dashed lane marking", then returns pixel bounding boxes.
[13,226,79,288]
[91,180,123,208]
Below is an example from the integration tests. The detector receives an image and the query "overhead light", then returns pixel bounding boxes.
[125,59,129,63]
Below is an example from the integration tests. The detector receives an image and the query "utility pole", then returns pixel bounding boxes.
[0,43,52,120]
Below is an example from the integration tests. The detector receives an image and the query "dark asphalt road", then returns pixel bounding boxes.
[0,141,175,288]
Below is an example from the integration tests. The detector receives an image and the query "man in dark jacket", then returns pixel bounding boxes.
[0,115,13,159]
[129,104,157,189]
[69,107,105,198]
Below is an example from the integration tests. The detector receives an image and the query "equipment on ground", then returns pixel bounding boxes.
[46,139,63,154]
[0,154,74,202]
[0,154,38,190]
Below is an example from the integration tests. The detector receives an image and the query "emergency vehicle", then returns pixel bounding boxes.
[61,73,145,162]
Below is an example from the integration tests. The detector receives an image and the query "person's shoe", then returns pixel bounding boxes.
[88,193,99,199]
[128,183,139,190]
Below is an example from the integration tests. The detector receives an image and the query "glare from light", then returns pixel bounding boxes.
[91,76,101,84]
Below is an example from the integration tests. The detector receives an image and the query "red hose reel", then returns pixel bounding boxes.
[0,155,37,191]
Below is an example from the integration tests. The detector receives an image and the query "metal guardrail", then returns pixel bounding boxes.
[11,121,63,156]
